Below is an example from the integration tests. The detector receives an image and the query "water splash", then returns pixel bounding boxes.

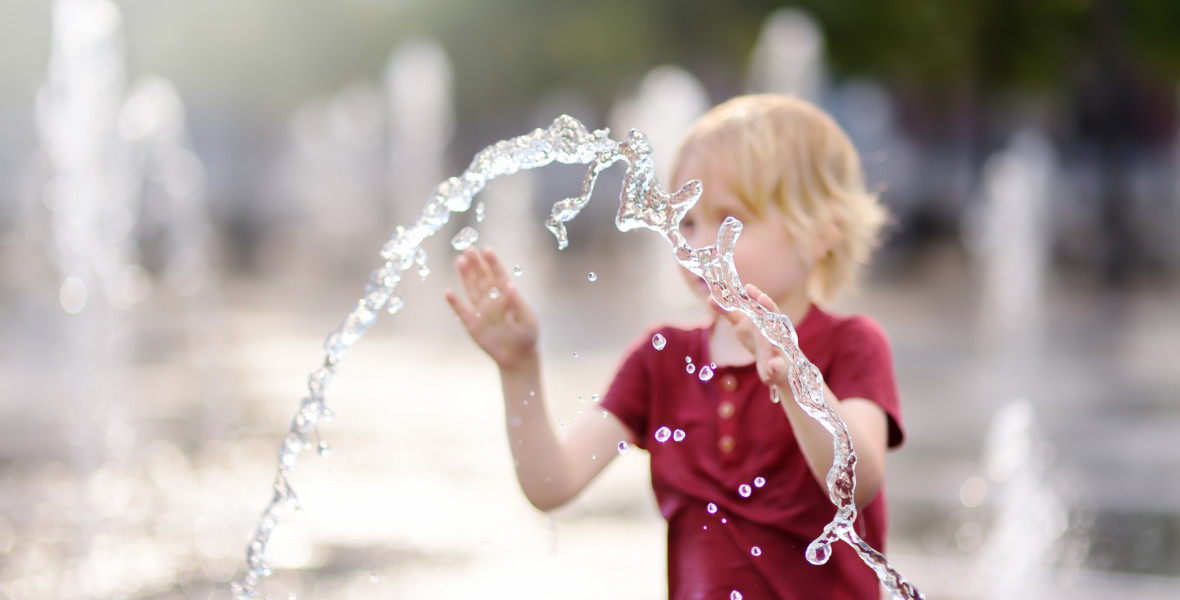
[654,426,673,444]
[234,115,923,599]
[697,365,714,381]
[651,333,666,350]
[450,226,479,251]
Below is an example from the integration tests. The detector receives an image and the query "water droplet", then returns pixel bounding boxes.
[685,355,692,363]
[617,441,629,454]
[698,365,714,381]
[591,394,600,402]
[672,428,686,442]
[370,573,379,583]
[738,484,752,498]
[417,263,431,280]
[654,426,672,443]
[730,591,743,600]
[451,226,480,251]
[317,442,331,458]
[386,296,404,314]
[591,454,596,460]
[707,502,718,514]
[751,546,762,556]
[721,517,727,524]
[488,287,500,299]
[806,539,832,565]
[587,271,597,282]
[602,411,608,418]
[513,265,523,277]
[475,201,486,222]
[770,387,782,404]
[686,363,696,375]
[573,351,579,358]
[652,333,666,350]
[754,476,766,488]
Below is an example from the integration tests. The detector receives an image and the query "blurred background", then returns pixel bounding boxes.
[2,0,1179,598]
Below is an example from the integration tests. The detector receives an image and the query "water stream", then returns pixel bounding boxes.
[233,115,924,599]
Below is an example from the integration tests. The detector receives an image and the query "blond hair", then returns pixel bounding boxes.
[672,94,889,303]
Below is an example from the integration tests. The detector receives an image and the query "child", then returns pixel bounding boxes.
[444,94,905,600]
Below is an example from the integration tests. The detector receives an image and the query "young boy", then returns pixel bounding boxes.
[444,94,905,600]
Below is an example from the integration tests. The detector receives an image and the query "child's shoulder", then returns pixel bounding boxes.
[645,319,711,339]
[627,319,712,356]
[807,305,891,346]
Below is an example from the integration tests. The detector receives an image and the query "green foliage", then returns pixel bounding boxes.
[93,0,1180,120]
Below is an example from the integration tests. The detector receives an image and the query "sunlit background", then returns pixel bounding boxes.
[1,0,1179,598]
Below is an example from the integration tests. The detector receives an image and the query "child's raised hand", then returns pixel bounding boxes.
[445,247,538,371]
[711,283,792,389]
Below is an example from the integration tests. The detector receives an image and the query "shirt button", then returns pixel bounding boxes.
[719,374,738,392]
[718,400,736,419]
[718,435,735,453]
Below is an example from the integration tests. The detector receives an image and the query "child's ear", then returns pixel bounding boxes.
[808,228,836,264]
[808,238,827,263]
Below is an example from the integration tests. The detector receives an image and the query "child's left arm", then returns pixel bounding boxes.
[719,284,888,508]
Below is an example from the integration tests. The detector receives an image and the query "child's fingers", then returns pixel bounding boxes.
[482,247,511,287]
[707,296,729,317]
[455,253,485,304]
[741,283,782,314]
[444,288,476,328]
[503,284,535,327]
[756,291,780,313]
[463,247,491,285]
[765,355,789,385]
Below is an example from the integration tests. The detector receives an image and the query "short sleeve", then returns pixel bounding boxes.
[600,329,659,450]
[827,316,906,448]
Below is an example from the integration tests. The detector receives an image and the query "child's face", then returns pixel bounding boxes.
[675,151,815,308]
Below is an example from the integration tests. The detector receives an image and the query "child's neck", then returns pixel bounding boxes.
[709,292,814,366]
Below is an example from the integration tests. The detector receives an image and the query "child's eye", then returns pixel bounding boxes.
[718,210,746,224]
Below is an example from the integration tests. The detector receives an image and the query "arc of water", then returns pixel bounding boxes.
[234,115,923,600]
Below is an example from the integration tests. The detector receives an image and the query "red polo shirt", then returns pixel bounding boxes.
[602,305,905,600]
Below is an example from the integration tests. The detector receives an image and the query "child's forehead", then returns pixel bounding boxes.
[672,143,742,188]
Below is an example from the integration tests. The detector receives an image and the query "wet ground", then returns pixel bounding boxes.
[1,233,1178,599]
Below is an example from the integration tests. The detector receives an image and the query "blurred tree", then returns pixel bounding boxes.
[104,0,1180,127]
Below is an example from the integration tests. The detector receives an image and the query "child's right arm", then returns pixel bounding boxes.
[445,247,633,511]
